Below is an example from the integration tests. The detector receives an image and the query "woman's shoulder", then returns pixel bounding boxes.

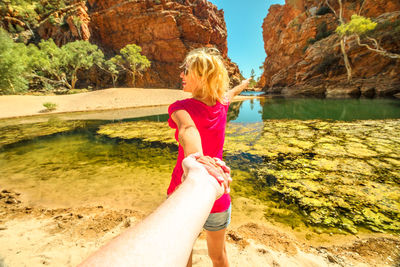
[168,98,193,115]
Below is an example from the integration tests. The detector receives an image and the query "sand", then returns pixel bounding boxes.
[0,88,192,119]
[1,189,399,267]
[1,88,399,266]
[0,88,256,119]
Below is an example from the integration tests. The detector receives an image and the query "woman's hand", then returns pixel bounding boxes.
[182,153,224,199]
[196,156,232,194]
[241,77,252,88]
[226,77,253,102]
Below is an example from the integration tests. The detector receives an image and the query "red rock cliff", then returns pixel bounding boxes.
[259,0,400,98]
[88,0,240,88]
[33,0,240,88]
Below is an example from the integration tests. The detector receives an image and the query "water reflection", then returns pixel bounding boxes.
[229,99,263,123]
[229,97,400,121]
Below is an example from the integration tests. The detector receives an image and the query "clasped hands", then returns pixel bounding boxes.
[182,153,232,197]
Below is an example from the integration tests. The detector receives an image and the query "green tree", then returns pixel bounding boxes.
[325,0,353,81]
[62,40,105,89]
[30,38,65,90]
[0,28,30,94]
[336,15,400,59]
[111,44,150,86]
[30,39,105,90]
[250,68,255,78]
[101,59,119,87]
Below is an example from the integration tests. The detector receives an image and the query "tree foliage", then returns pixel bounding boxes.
[250,69,255,78]
[28,39,105,90]
[62,41,105,89]
[110,44,151,86]
[0,33,151,94]
[0,28,30,94]
[336,14,400,59]
[336,15,377,37]
[316,6,332,16]
[0,0,73,27]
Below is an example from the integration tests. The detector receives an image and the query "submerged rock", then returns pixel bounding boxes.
[95,118,400,234]
[97,121,176,144]
[0,119,88,148]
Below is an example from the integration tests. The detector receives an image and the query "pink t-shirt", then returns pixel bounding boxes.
[167,98,231,213]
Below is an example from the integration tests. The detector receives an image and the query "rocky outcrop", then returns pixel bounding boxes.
[259,0,400,98]
[4,0,240,89]
[37,2,91,46]
[87,0,240,88]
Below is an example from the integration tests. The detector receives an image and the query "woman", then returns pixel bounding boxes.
[167,47,250,267]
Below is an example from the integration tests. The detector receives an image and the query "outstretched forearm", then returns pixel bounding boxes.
[178,125,203,157]
[79,157,223,267]
[230,82,247,96]
[226,78,251,102]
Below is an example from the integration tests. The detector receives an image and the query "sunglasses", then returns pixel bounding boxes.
[183,66,189,76]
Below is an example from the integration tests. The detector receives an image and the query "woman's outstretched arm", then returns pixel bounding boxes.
[226,78,252,102]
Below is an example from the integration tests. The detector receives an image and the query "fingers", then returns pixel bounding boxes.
[213,157,231,175]
[202,165,225,184]
[242,78,252,86]
[197,157,232,194]
[213,157,232,190]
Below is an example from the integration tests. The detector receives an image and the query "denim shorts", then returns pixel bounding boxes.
[203,205,231,231]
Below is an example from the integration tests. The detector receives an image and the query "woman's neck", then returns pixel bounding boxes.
[193,96,216,106]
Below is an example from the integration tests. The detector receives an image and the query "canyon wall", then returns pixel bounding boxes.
[259,0,400,98]
[11,0,240,89]
[87,0,240,88]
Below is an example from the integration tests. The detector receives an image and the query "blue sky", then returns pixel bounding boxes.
[208,0,285,79]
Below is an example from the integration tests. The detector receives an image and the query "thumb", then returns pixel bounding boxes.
[182,152,203,175]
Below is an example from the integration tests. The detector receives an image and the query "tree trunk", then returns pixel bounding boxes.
[7,78,15,94]
[71,70,78,89]
[340,38,352,81]
[337,0,352,81]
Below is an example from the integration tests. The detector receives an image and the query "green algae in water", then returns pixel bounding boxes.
[1,117,400,235]
[241,119,400,234]
[97,121,176,144]
[0,118,92,148]
[97,119,400,234]
[0,129,177,212]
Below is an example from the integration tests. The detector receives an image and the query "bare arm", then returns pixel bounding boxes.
[171,109,203,157]
[78,155,224,267]
[226,78,252,102]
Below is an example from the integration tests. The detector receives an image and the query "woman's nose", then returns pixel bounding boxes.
[180,72,184,78]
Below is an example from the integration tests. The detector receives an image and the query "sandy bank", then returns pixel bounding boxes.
[0,88,255,119]
[1,189,398,267]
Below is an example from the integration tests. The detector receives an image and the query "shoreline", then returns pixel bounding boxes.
[0,88,258,120]
[1,188,399,267]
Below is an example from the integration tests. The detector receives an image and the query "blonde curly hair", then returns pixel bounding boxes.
[182,47,229,104]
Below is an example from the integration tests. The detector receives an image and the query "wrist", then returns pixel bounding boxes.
[185,169,222,199]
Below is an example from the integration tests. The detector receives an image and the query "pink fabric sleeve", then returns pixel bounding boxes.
[168,101,186,129]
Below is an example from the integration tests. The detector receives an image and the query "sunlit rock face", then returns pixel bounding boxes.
[32,0,240,88]
[88,0,241,88]
[258,0,400,98]
[37,2,91,46]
